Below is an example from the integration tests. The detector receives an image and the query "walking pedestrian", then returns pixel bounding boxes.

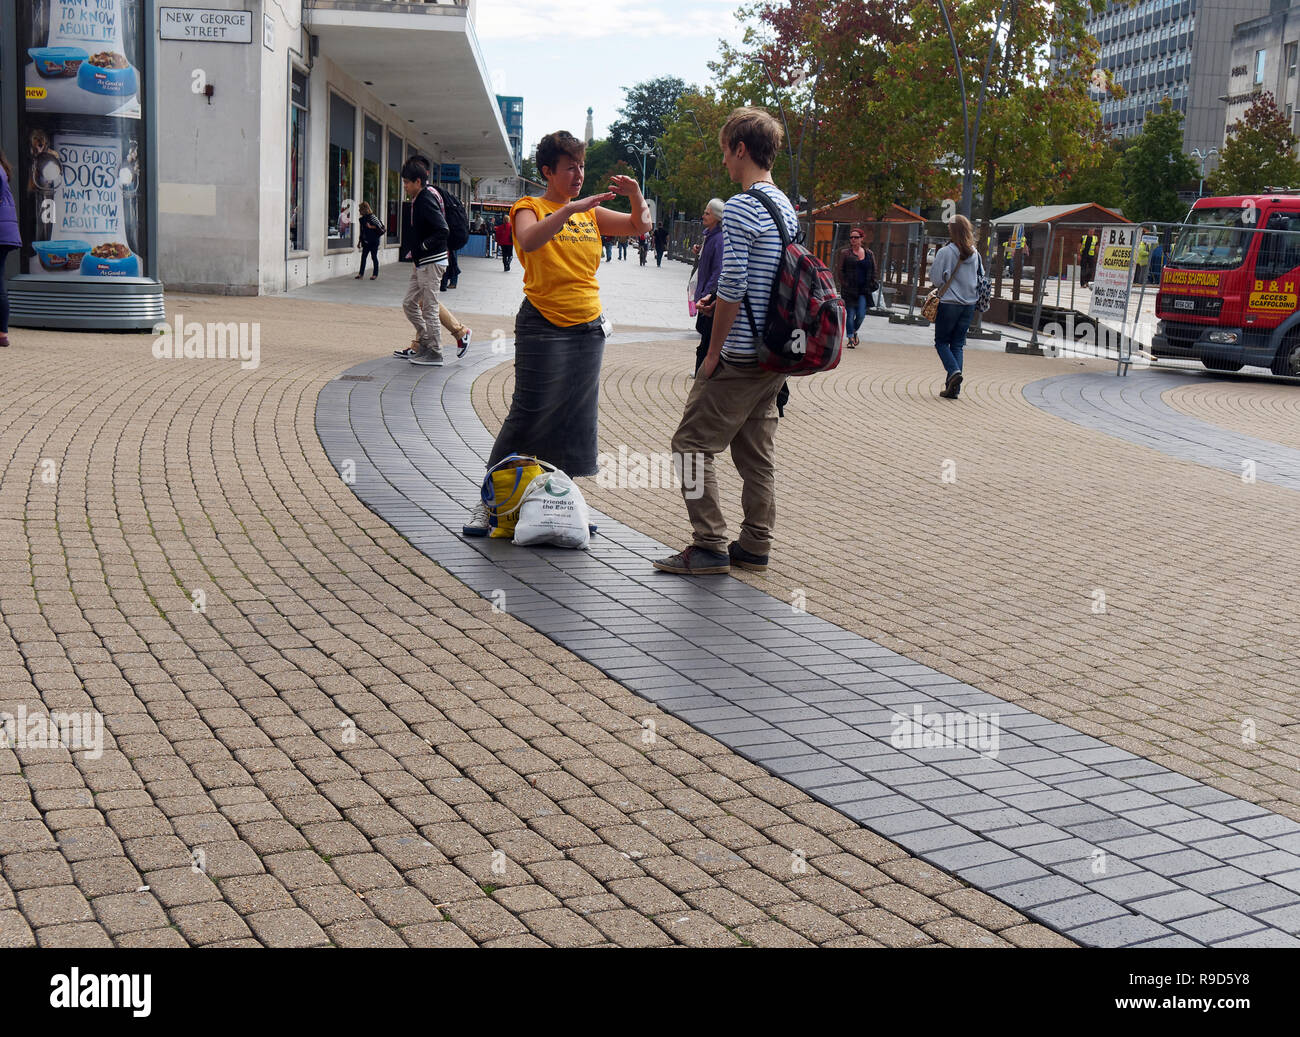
[653,222,668,266]
[835,227,876,349]
[638,234,648,266]
[1134,232,1151,285]
[653,107,797,576]
[399,158,449,367]
[618,236,629,260]
[0,149,19,348]
[602,235,614,262]
[355,201,384,280]
[440,247,460,291]
[494,216,513,271]
[930,214,981,400]
[1078,227,1099,289]
[461,130,652,536]
[692,197,725,374]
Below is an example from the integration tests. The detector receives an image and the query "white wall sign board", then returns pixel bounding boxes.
[159,8,253,43]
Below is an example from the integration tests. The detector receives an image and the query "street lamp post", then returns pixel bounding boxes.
[751,55,798,205]
[1191,147,1219,197]
[937,0,1010,218]
[683,109,705,139]
[632,143,654,192]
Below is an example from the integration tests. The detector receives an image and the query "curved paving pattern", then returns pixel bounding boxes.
[1024,371,1300,492]
[318,343,1300,948]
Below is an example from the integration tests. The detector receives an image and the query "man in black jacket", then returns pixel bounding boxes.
[400,157,450,365]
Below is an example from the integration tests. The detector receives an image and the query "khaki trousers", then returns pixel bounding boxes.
[671,359,787,555]
[402,263,445,350]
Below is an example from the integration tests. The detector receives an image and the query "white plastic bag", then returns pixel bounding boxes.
[512,470,590,549]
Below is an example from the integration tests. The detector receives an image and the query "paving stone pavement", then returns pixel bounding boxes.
[481,332,1300,825]
[1024,370,1300,492]
[322,334,1300,947]
[0,294,1060,948]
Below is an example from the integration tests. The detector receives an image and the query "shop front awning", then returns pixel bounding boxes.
[306,1,515,175]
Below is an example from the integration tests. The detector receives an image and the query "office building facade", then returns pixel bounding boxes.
[1091,0,1272,155]
[496,95,523,173]
[1225,1,1300,148]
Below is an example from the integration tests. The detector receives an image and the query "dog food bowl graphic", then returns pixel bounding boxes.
[32,240,92,272]
[28,46,88,78]
[80,244,139,277]
[77,53,137,96]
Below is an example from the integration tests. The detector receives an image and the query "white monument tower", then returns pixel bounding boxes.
[584,107,594,145]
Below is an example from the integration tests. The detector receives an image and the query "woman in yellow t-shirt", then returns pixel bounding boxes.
[464,130,651,536]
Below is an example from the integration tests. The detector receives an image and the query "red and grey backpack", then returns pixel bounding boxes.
[742,187,846,376]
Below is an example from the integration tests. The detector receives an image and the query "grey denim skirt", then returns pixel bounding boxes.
[487,297,608,477]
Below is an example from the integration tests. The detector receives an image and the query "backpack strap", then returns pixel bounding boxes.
[741,186,793,338]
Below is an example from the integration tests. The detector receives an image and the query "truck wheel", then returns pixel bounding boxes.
[1272,334,1300,377]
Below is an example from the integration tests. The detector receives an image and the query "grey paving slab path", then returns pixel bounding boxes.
[1024,370,1300,492]
[315,339,1300,948]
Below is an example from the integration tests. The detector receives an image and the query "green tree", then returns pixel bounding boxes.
[608,77,689,166]
[873,0,1109,231]
[582,140,637,212]
[1048,138,1129,209]
[656,89,746,217]
[1207,92,1300,195]
[1119,98,1197,222]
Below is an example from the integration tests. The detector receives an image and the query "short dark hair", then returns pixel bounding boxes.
[536,131,586,179]
[401,157,429,183]
[718,107,783,171]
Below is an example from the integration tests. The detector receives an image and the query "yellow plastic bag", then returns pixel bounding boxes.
[484,455,545,538]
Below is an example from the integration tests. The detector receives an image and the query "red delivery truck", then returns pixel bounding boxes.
[1152,192,1300,376]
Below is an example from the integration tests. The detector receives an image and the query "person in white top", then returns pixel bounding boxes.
[929,214,981,399]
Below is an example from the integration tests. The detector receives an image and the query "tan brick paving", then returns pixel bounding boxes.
[477,335,1300,821]
[0,297,1057,947]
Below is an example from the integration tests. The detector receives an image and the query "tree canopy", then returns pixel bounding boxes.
[1118,98,1197,222]
[608,76,690,167]
[1207,92,1300,196]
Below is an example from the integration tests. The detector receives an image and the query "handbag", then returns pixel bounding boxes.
[513,470,590,549]
[975,255,992,313]
[482,454,547,539]
[922,253,960,323]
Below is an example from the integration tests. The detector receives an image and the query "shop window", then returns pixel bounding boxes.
[328,93,356,247]
[387,134,403,245]
[363,117,381,222]
[288,68,308,252]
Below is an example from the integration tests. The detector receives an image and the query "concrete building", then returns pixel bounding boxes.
[496,95,524,173]
[158,0,513,294]
[1225,0,1300,149]
[1091,0,1272,155]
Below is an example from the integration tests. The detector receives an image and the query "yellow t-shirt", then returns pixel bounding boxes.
[510,195,602,326]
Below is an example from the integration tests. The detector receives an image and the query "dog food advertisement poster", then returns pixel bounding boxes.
[24,0,143,119]
[25,132,143,279]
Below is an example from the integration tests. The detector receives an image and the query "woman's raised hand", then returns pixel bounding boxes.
[607,175,640,197]
[569,192,616,214]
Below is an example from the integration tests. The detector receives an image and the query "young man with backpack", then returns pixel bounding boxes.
[654,107,803,576]
[399,157,450,366]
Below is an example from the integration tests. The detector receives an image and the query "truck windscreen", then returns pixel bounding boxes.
[1169,207,1252,270]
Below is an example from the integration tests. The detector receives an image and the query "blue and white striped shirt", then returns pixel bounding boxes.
[715,182,799,363]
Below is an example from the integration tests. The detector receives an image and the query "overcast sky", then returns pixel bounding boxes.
[476,0,749,159]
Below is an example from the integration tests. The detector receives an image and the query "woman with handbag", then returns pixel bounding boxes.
[691,198,725,374]
[927,215,981,399]
[835,227,876,348]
